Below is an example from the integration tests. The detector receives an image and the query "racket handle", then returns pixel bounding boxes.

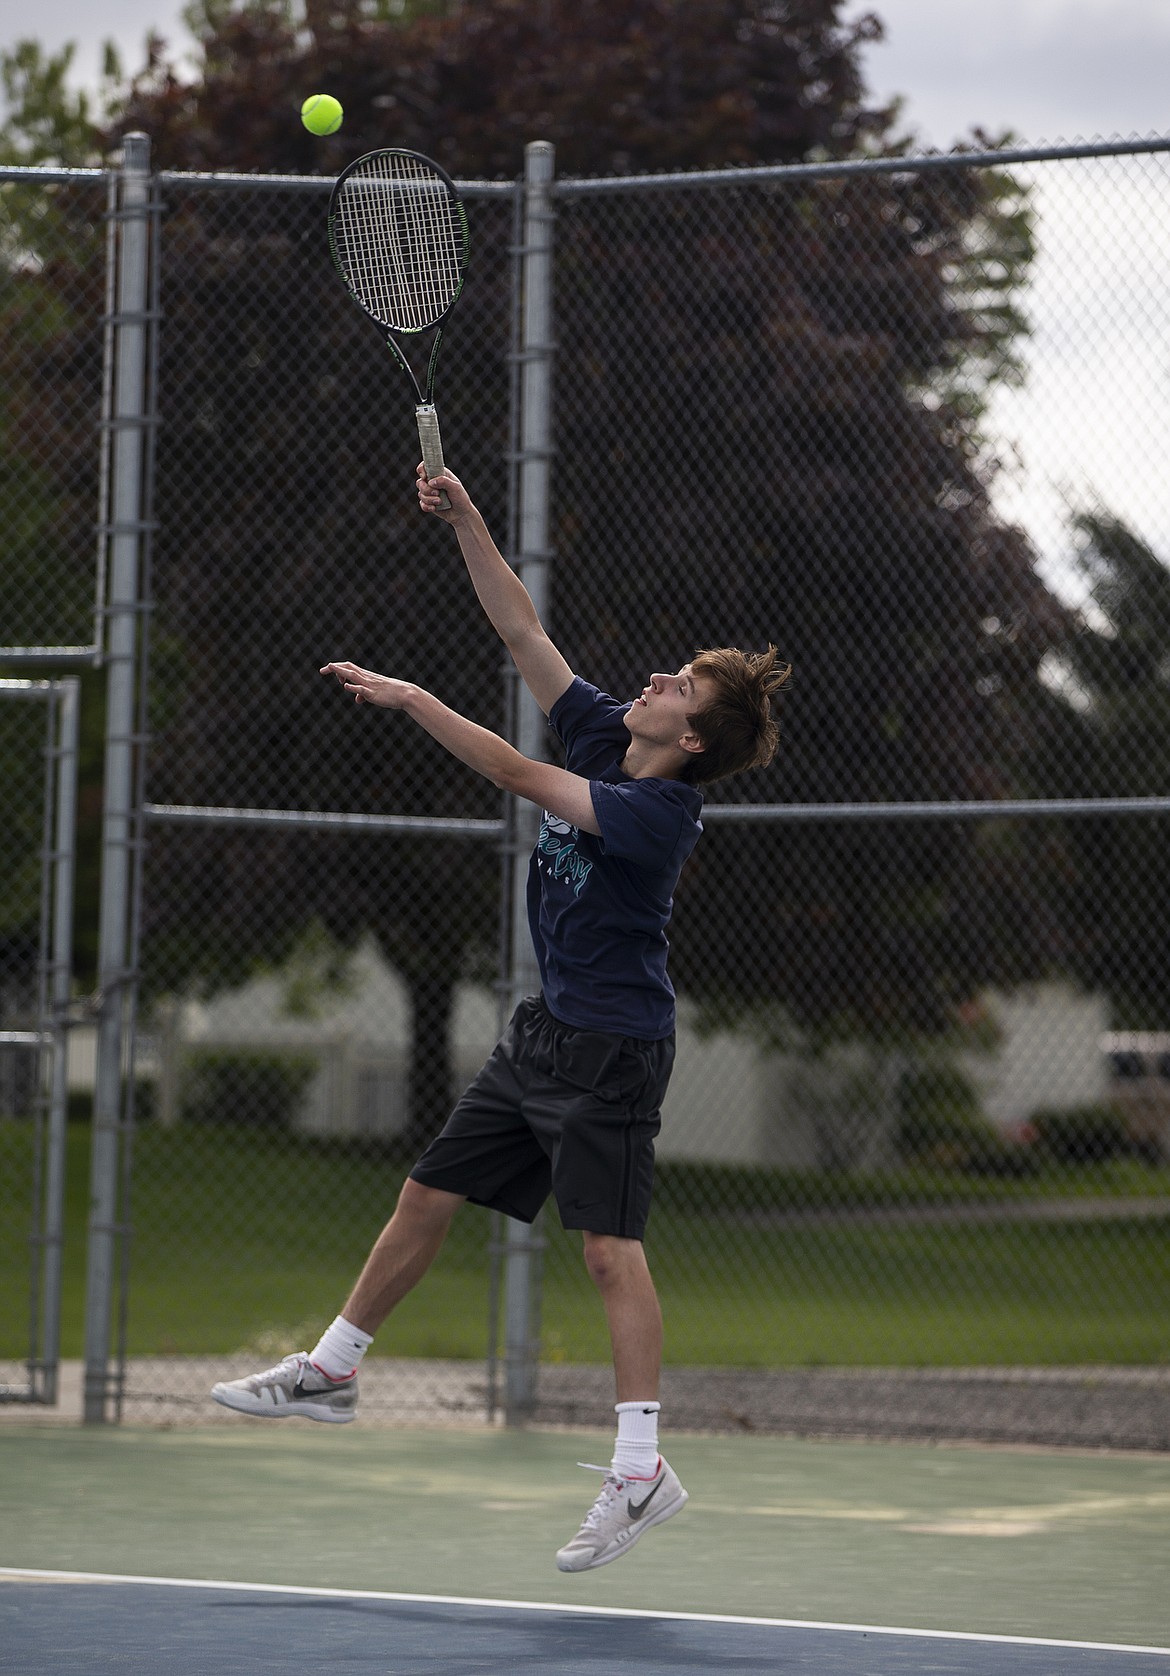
[416,405,451,510]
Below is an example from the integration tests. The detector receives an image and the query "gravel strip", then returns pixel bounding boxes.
[4,1359,1168,1450]
[536,1363,1170,1451]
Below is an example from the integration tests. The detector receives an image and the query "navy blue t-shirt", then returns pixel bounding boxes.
[525,677,704,1040]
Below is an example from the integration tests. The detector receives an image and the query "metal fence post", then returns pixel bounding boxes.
[501,139,556,1424]
[0,677,79,1406]
[83,131,152,1423]
[38,677,80,1405]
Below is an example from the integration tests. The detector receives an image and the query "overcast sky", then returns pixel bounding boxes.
[7,0,1170,147]
[849,0,1170,146]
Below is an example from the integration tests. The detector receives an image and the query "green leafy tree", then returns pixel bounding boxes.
[548,152,1054,1042]
[0,39,122,168]
[1021,513,1170,1026]
[1,45,123,1002]
[3,0,1071,1140]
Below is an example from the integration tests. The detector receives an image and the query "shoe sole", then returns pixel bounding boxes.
[555,1487,689,1572]
[211,1386,356,1423]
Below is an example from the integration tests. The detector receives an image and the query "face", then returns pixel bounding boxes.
[625,664,713,752]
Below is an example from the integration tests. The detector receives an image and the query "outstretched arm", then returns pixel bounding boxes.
[416,464,574,717]
[321,660,601,836]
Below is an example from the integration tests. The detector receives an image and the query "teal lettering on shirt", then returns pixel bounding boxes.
[537,812,593,897]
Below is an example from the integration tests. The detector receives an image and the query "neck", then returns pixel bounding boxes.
[621,738,691,781]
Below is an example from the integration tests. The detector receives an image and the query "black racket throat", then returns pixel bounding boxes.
[384,325,445,408]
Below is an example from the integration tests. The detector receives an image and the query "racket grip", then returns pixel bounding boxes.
[416,405,451,510]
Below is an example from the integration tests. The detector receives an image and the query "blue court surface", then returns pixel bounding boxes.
[4,1572,1170,1676]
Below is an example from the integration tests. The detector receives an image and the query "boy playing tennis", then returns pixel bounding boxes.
[213,465,790,1572]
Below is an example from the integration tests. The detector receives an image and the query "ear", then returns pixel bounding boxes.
[678,729,705,757]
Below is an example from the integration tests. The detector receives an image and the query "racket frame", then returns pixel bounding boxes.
[326,147,470,505]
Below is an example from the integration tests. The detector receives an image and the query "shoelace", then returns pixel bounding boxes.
[254,1353,308,1383]
[575,1463,625,1531]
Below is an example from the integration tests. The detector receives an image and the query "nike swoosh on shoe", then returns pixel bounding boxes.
[628,1476,665,1520]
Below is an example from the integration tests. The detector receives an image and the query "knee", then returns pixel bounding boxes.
[582,1232,642,1292]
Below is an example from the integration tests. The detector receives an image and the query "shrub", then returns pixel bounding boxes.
[67,1084,155,1125]
[894,1063,994,1170]
[1031,1103,1132,1164]
[67,1090,93,1125]
[959,1128,1041,1179]
[179,1049,318,1132]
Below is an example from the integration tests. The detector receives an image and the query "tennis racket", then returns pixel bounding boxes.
[327,148,470,509]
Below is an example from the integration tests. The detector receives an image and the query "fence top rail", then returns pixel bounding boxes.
[0,647,99,667]
[0,164,110,185]
[0,162,515,196]
[145,802,503,838]
[6,132,1167,198]
[553,133,1170,196]
[0,678,64,701]
[142,797,1170,832]
[704,796,1170,822]
[155,169,517,198]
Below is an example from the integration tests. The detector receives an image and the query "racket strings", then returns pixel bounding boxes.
[336,152,465,331]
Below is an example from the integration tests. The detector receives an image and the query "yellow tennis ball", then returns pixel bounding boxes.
[301,94,343,136]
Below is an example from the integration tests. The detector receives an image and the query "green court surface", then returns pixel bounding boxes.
[1,1422,1168,1649]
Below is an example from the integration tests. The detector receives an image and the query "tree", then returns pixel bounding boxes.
[0,39,122,168]
[1,44,124,1005]
[3,0,1070,1138]
[114,0,892,178]
[1020,513,1170,1027]
[548,149,1057,1042]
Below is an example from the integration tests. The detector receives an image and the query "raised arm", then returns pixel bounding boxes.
[321,660,600,834]
[416,464,574,716]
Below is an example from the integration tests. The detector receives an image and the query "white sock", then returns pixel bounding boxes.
[611,1400,661,1480]
[309,1315,373,1380]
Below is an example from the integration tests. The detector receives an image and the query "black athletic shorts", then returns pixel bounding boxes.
[409,994,674,1240]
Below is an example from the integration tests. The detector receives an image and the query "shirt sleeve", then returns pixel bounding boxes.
[550,678,632,775]
[589,777,696,868]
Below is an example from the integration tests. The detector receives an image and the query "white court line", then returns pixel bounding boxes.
[1,1568,1168,1658]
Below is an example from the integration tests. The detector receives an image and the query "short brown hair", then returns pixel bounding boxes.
[684,645,792,786]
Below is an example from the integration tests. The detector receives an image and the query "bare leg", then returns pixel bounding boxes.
[342,1178,465,1336]
[581,1232,663,1402]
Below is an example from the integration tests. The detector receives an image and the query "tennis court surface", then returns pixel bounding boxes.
[3,1421,1168,1672]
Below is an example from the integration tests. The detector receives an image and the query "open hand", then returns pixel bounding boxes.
[320,661,414,709]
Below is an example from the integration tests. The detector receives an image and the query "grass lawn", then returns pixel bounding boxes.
[2,1122,1168,1366]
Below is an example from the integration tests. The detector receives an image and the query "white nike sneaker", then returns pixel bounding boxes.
[555,1457,688,1572]
[211,1352,358,1423]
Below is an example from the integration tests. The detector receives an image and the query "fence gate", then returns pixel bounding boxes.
[0,677,79,1406]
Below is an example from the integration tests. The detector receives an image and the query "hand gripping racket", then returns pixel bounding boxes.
[327,148,470,508]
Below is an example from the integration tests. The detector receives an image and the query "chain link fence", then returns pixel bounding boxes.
[0,688,48,1404]
[115,170,520,1420]
[0,173,111,659]
[0,675,78,1404]
[530,144,1170,1435]
[2,138,1168,1438]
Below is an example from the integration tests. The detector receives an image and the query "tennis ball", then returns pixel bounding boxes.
[301,94,343,137]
